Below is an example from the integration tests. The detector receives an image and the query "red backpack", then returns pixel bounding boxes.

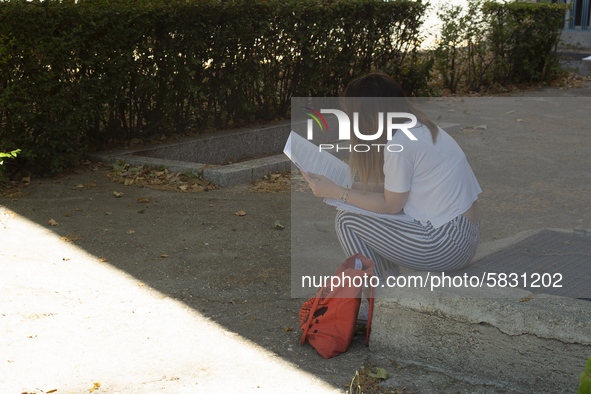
[299,253,376,359]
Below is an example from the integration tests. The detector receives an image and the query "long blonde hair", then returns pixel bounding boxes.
[343,72,438,190]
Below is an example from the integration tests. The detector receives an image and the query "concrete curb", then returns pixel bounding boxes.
[582,56,591,76]
[87,121,293,187]
[202,154,290,188]
[471,227,574,263]
[371,228,591,393]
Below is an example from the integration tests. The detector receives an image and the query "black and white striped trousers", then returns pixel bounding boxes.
[335,210,480,279]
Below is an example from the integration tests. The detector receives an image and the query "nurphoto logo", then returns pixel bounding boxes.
[303,108,418,153]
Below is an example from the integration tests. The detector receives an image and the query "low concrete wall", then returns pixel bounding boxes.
[88,121,295,187]
[371,294,590,392]
[370,230,591,393]
[582,58,591,75]
[203,154,290,187]
[134,122,291,165]
[561,30,591,50]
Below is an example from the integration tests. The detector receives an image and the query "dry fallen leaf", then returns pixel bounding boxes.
[72,184,84,190]
[104,163,218,193]
[285,326,293,332]
[113,191,124,197]
[235,210,247,216]
[520,295,535,302]
[100,258,107,262]
[138,283,146,287]
[59,234,83,243]
[368,367,389,379]
[137,198,151,203]
[90,382,101,392]
[160,254,170,258]
[126,230,135,235]
[48,219,59,226]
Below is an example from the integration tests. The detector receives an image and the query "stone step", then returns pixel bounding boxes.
[370,228,591,393]
[558,50,591,76]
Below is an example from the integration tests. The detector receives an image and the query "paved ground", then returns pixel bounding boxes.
[1,83,590,393]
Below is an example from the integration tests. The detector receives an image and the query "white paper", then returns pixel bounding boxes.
[284,131,415,220]
[283,131,351,188]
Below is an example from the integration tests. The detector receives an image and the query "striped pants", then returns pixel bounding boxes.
[335,210,480,279]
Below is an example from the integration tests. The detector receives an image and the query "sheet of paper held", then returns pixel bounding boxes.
[283,131,351,188]
[284,131,414,221]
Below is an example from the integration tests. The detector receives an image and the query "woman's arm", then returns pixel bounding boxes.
[343,187,407,214]
[304,171,407,214]
[352,181,384,193]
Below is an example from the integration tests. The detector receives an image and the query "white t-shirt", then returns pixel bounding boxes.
[384,123,481,228]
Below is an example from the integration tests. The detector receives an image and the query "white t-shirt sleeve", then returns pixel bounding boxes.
[383,150,413,193]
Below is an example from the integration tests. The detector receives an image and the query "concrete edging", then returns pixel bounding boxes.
[87,121,292,187]
[371,228,591,393]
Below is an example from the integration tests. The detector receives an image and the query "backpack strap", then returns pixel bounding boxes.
[364,259,376,347]
[365,284,375,347]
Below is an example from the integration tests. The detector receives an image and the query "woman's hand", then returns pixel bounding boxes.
[301,171,343,199]
[301,170,408,214]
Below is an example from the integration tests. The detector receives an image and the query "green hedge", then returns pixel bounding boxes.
[0,0,429,175]
[483,1,568,85]
[435,0,568,93]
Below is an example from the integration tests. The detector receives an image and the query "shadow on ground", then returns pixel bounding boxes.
[2,84,591,393]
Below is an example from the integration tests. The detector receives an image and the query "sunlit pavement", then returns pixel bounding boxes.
[0,213,340,393]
